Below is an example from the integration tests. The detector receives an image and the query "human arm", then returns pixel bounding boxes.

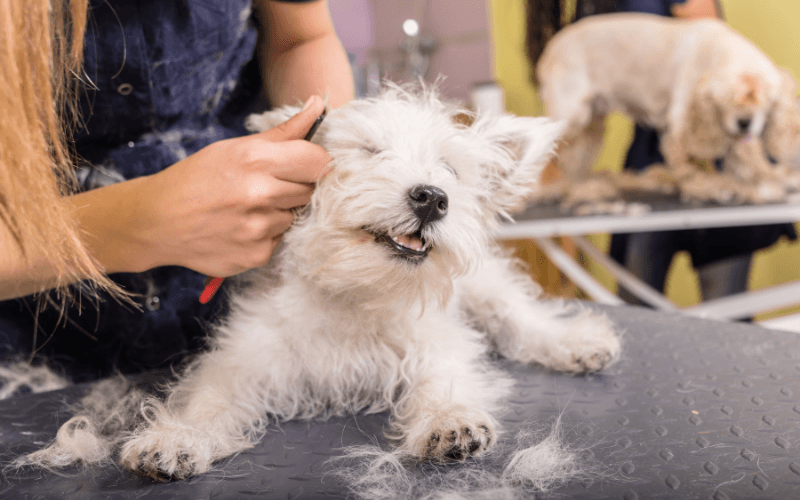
[254,0,354,109]
[0,97,328,300]
[670,0,721,19]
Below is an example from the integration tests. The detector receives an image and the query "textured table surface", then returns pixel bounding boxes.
[2,304,800,499]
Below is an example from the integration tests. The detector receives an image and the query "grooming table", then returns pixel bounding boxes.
[2,304,800,499]
[498,200,800,321]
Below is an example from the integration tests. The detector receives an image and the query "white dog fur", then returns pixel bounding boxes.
[19,84,620,481]
[536,13,800,205]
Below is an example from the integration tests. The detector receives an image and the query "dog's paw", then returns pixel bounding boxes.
[119,426,213,481]
[557,327,621,374]
[402,405,495,463]
[530,178,570,205]
[750,180,787,203]
[562,176,619,208]
[678,172,746,204]
[532,310,621,374]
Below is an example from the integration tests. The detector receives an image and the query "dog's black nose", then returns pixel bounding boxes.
[738,117,751,132]
[408,184,448,225]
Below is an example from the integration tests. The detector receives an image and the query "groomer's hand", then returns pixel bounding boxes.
[71,95,329,277]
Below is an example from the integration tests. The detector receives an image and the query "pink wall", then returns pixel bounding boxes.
[329,0,493,103]
[328,0,374,68]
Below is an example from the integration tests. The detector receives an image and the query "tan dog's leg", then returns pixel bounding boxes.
[661,128,736,203]
[557,113,607,182]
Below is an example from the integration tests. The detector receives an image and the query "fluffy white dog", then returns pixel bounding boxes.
[537,13,800,204]
[21,85,620,481]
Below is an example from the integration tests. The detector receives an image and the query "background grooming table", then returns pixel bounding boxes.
[2,304,800,499]
[498,201,800,322]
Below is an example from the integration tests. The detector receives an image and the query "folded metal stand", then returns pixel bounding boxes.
[499,201,800,321]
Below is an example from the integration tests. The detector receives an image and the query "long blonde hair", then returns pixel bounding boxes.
[0,0,127,302]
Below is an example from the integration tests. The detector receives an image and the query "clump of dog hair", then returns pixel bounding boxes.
[329,445,415,500]
[501,416,588,492]
[14,375,146,470]
[0,361,70,400]
[330,444,518,500]
[331,416,596,500]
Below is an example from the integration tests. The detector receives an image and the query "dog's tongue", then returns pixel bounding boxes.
[395,234,424,252]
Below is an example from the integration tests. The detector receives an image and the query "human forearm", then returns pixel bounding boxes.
[265,33,354,108]
[0,224,63,300]
[671,0,720,19]
[257,0,354,109]
[67,176,161,275]
[0,94,329,301]
[0,176,160,300]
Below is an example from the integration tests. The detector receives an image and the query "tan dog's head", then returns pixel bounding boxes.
[688,69,800,164]
[708,72,770,137]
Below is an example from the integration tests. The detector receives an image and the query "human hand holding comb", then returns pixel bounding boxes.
[199,97,328,303]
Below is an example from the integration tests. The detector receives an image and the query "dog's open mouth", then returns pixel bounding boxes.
[370,229,431,261]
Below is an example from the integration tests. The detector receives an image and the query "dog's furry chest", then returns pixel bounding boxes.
[256,284,449,414]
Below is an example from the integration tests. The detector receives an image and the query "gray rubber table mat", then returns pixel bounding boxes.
[1,304,800,499]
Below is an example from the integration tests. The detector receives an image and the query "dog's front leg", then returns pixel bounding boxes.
[661,128,699,180]
[556,113,607,183]
[117,352,263,480]
[119,324,291,480]
[458,252,621,374]
[392,319,510,463]
[661,128,739,203]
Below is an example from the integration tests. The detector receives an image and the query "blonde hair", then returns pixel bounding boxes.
[0,0,127,302]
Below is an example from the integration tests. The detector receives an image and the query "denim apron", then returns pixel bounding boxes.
[0,0,310,382]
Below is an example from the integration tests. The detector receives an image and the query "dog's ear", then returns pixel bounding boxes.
[764,69,800,163]
[683,76,731,159]
[470,114,565,216]
[244,106,302,134]
[734,73,764,107]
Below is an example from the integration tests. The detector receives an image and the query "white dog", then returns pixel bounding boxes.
[537,13,800,204]
[21,85,620,481]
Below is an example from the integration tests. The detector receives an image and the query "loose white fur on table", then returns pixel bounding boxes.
[0,361,69,400]
[17,84,621,485]
[332,415,594,500]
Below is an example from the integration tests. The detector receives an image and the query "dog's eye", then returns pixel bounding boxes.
[361,144,382,155]
[443,163,458,178]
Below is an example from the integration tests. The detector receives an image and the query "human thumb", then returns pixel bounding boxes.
[258,95,325,142]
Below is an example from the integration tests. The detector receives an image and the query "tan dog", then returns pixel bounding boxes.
[537,13,800,204]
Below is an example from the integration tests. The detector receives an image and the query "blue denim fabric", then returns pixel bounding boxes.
[575,0,684,19]
[618,0,679,15]
[0,0,309,382]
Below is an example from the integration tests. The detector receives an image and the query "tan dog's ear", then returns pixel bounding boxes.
[735,73,763,107]
[683,76,731,160]
[778,67,798,95]
[763,69,800,163]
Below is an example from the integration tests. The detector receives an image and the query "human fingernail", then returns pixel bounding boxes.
[302,95,320,112]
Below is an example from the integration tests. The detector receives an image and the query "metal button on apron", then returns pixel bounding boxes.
[117,83,133,95]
